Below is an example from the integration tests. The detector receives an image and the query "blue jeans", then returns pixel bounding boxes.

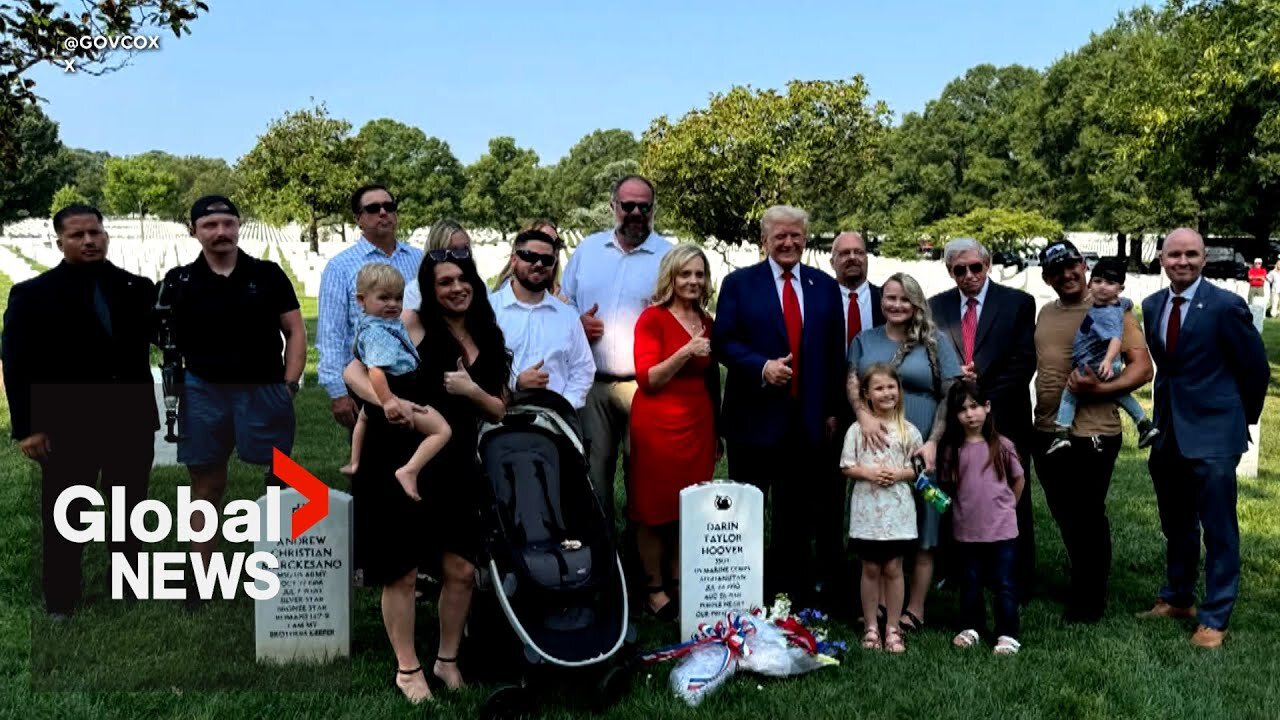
[1055,358,1145,429]
[958,539,1020,639]
[1148,436,1241,630]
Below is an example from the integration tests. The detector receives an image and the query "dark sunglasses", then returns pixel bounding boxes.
[515,248,557,267]
[360,201,398,215]
[617,201,652,215]
[427,247,471,262]
[951,262,985,278]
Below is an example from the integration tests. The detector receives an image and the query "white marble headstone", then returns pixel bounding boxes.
[1238,300,1266,478]
[254,488,353,664]
[679,481,764,640]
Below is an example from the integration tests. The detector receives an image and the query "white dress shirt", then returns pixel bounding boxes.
[560,228,672,377]
[491,282,596,408]
[841,281,873,344]
[959,277,991,323]
[1158,275,1203,347]
[768,257,805,322]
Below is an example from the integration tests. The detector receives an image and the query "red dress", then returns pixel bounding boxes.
[628,305,718,525]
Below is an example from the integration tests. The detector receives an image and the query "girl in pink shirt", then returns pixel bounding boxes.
[937,380,1026,655]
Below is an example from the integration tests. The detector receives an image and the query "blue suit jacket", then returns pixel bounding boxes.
[713,260,845,448]
[1141,280,1269,459]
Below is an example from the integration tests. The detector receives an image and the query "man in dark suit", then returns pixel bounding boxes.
[1138,228,1268,649]
[713,205,846,602]
[818,231,884,607]
[2,204,158,619]
[929,238,1038,602]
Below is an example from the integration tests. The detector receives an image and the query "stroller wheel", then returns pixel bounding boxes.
[481,684,530,720]
[592,665,632,714]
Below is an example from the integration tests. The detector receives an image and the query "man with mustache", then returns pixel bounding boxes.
[162,195,305,607]
[1030,239,1152,624]
[491,229,595,408]
[561,175,672,529]
[3,204,158,619]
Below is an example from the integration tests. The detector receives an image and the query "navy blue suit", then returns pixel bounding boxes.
[713,259,845,598]
[1142,279,1268,630]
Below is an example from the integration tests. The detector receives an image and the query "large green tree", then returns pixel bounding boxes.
[56,147,111,207]
[460,137,549,236]
[0,104,64,224]
[641,77,889,243]
[924,207,1064,253]
[548,129,640,220]
[356,118,465,234]
[235,103,362,251]
[0,0,206,165]
[101,154,179,238]
[49,183,88,215]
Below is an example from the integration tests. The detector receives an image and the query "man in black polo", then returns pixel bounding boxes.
[162,196,305,588]
[3,204,158,619]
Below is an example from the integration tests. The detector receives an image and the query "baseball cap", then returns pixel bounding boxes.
[1039,240,1083,274]
[1091,256,1126,284]
[190,195,240,225]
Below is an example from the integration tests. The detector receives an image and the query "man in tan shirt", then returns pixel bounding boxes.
[1032,240,1153,624]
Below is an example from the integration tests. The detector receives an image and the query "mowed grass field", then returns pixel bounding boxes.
[1,264,1279,720]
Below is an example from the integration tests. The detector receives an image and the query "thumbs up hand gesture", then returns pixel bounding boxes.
[517,358,551,390]
[763,352,794,386]
[444,356,479,397]
[580,303,604,342]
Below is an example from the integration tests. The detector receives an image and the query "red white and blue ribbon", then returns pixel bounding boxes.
[640,612,757,665]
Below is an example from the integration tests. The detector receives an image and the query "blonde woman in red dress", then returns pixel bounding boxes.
[628,243,722,620]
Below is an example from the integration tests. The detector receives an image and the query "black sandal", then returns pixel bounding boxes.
[645,586,678,622]
[394,666,432,705]
[900,610,925,633]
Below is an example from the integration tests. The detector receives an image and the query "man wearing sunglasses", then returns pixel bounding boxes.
[929,238,1038,603]
[491,230,595,409]
[317,184,424,429]
[561,174,672,528]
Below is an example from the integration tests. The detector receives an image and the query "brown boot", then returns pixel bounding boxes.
[1135,599,1196,620]
[1190,625,1225,649]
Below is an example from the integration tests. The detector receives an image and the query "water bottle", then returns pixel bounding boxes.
[911,456,951,514]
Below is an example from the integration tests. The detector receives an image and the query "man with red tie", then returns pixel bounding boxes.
[929,238,1038,602]
[713,206,846,602]
[1138,228,1268,648]
[818,231,884,608]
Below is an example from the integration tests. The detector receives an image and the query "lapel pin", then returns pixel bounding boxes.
[1196,302,1204,309]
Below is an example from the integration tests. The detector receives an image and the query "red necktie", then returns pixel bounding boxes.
[961,297,978,365]
[1166,296,1185,354]
[846,290,862,352]
[782,270,802,397]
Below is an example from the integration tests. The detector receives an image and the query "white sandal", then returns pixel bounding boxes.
[994,635,1022,655]
[953,629,981,648]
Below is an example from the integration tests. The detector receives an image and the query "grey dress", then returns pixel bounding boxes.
[848,325,962,548]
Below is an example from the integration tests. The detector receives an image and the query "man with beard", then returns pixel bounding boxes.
[162,196,305,606]
[3,204,157,619]
[819,231,884,608]
[929,238,1037,603]
[318,185,423,430]
[492,229,595,408]
[1031,239,1152,623]
[562,175,672,527]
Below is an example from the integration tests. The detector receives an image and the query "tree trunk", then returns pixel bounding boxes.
[1197,213,1210,239]
[138,203,145,241]
[309,210,319,255]
[1130,236,1144,271]
[1116,232,1127,261]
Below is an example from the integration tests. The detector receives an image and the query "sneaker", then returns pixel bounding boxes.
[1137,420,1160,448]
[1046,436,1072,455]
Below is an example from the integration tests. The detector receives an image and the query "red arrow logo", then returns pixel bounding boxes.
[272,448,329,540]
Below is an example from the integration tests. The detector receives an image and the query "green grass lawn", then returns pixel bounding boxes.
[2,267,1280,719]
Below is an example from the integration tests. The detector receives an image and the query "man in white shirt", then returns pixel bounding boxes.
[492,229,595,408]
[561,175,672,526]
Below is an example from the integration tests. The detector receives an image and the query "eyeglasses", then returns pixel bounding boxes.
[427,247,471,262]
[617,201,653,215]
[360,201,398,215]
[951,262,985,278]
[515,248,557,267]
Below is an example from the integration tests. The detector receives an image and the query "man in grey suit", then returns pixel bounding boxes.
[1138,228,1269,649]
[929,238,1038,602]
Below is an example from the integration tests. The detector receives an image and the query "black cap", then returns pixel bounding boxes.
[190,195,240,225]
[1092,256,1126,284]
[1039,240,1083,273]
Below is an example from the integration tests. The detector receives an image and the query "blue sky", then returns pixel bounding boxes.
[31,0,1143,165]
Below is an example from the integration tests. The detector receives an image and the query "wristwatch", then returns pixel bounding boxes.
[286,380,301,394]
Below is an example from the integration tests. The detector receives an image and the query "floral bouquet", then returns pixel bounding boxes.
[641,594,846,706]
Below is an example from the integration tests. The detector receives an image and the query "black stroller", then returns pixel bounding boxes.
[471,390,636,718]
